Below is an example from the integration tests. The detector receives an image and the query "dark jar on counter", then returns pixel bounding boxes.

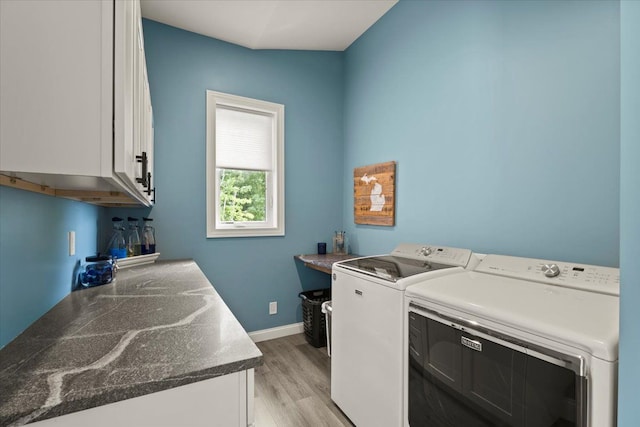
[79,255,114,288]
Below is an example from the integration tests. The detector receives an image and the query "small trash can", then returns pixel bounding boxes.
[321,300,332,357]
[298,288,331,348]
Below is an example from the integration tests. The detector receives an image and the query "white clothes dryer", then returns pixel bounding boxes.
[405,254,619,427]
[331,243,478,427]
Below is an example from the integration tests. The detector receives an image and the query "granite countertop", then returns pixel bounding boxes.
[0,260,263,426]
[294,253,360,274]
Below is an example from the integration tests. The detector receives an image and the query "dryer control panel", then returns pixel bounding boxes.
[391,243,473,268]
[475,254,620,296]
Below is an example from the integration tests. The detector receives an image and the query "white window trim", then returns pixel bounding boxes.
[206,90,285,238]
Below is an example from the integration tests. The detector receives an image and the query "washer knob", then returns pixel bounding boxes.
[420,246,432,256]
[542,263,561,278]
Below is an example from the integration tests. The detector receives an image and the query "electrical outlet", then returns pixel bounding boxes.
[269,301,277,315]
[68,231,75,256]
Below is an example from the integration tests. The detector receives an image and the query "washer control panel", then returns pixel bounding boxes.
[475,254,620,296]
[391,243,473,267]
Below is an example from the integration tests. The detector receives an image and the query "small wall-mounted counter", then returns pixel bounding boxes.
[294,253,360,275]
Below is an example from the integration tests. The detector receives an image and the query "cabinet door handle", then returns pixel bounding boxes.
[146,172,155,203]
[146,172,153,196]
[136,152,148,187]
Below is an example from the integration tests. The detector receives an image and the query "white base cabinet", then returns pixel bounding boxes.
[0,0,154,206]
[29,369,255,427]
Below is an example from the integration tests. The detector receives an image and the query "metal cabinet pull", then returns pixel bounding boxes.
[146,172,153,196]
[136,152,148,187]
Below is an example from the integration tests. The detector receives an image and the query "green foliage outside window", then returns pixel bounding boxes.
[218,169,267,222]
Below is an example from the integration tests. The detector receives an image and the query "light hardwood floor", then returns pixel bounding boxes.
[254,333,354,427]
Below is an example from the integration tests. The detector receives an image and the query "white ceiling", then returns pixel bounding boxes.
[140,0,398,51]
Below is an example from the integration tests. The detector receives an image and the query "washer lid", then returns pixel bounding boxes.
[406,271,619,361]
[337,255,455,282]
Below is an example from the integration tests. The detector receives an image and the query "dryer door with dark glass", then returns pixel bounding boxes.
[408,307,586,427]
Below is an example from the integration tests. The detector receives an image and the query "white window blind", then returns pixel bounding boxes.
[215,106,273,171]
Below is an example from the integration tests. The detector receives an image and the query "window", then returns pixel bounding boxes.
[206,91,284,237]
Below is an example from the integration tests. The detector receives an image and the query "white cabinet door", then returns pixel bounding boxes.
[113,0,136,189]
[29,370,254,427]
[114,0,151,201]
[0,0,113,177]
[142,65,155,200]
[1,0,154,206]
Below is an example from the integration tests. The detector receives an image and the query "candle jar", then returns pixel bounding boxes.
[318,242,327,255]
[332,231,348,254]
[79,255,115,288]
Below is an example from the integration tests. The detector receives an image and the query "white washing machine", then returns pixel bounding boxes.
[331,243,479,427]
[405,254,619,427]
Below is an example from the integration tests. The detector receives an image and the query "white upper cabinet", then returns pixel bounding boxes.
[0,0,154,206]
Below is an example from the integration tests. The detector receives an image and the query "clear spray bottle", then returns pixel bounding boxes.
[107,217,127,259]
[141,217,156,255]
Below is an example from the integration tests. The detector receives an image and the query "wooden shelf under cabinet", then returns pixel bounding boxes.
[1,174,142,207]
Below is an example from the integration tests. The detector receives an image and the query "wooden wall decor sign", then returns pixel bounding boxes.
[354,161,396,226]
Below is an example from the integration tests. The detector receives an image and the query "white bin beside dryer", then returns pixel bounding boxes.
[321,300,332,357]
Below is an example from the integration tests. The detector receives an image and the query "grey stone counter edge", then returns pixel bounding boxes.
[0,260,263,426]
[294,253,360,274]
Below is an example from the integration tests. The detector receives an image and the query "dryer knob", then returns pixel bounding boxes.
[542,263,561,278]
[420,246,433,256]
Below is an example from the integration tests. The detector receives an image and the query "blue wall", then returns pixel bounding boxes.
[0,187,102,347]
[343,0,620,266]
[129,20,344,332]
[619,1,640,424]
[1,9,632,416]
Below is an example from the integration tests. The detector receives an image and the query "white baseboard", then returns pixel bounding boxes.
[248,322,304,343]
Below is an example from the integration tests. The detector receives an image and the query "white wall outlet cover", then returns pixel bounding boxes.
[68,231,75,256]
[269,301,277,315]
